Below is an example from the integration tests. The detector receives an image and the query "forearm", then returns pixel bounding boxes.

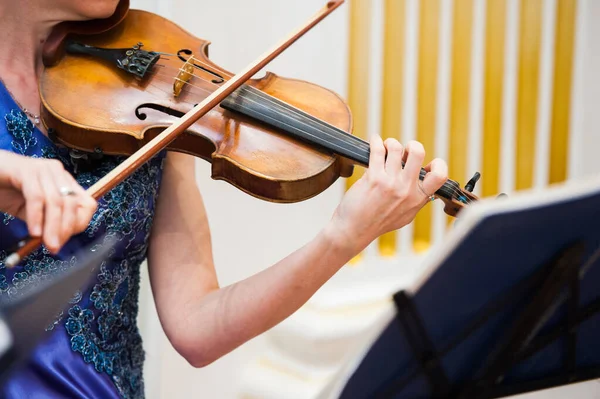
[174,222,356,367]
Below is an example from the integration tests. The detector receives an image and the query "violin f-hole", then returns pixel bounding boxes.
[135,103,186,120]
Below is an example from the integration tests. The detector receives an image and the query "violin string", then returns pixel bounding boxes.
[148,61,470,203]
[151,61,371,154]
[148,62,469,202]
[146,68,215,96]
[149,63,469,202]
[155,61,371,155]
[217,90,471,199]
[147,68,382,178]
[146,81,198,105]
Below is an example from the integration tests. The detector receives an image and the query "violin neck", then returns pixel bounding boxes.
[221,85,371,165]
[220,85,461,200]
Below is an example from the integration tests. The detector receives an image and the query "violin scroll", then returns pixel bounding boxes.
[434,171,481,217]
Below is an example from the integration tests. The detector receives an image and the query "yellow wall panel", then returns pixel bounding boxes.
[549,0,577,184]
[378,0,406,257]
[413,0,440,253]
[346,0,371,193]
[515,0,543,191]
[448,0,474,224]
[482,0,506,197]
[346,0,372,263]
[449,0,474,183]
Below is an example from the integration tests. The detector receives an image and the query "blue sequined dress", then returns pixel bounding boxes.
[0,81,166,398]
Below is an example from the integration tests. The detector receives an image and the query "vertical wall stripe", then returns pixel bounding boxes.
[515,0,543,191]
[399,0,420,255]
[567,0,586,179]
[345,0,372,264]
[549,0,578,184]
[346,0,372,184]
[413,0,440,253]
[364,0,386,261]
[467,0,487,198]
[433,0,454,244]
[449,0,474,189]
[481,0,507,197]
[534,0,558,189]
[500,0,520,194]
[379,0,406,257]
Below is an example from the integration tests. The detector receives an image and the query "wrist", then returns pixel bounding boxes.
[321,220,369,260]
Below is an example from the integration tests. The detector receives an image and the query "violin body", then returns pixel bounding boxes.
[40,9,354,203]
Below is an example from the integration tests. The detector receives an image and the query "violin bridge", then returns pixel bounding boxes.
[173,58,195,97]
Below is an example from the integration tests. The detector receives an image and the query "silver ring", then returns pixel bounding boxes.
[58,186,76,197]
[418,181,435,202]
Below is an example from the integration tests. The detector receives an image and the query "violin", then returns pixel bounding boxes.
[6,0,480,267]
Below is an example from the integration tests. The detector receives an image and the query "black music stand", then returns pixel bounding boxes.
[336,176,600,399]
[0,237,113,387]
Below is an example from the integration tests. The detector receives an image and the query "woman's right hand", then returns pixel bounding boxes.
[0,150,97,254]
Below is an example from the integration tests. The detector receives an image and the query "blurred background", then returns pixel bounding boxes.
[128,0,600,397]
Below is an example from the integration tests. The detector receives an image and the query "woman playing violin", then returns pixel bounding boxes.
[0,0,448,398]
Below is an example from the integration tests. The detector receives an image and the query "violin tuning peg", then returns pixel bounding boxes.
[464,172,481,193]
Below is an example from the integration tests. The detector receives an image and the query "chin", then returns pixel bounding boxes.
[66,0,122,20]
